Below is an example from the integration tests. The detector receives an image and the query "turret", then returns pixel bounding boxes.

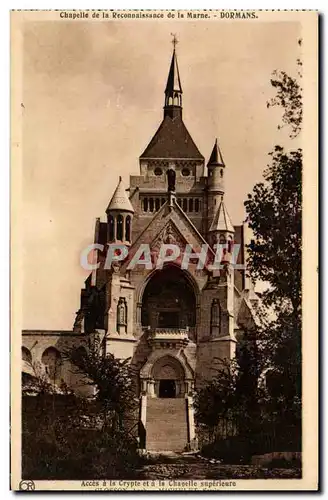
[106,176,134,246]
[207,139,226,224]
[208,195,235,250]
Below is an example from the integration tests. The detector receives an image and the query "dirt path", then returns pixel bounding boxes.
[136,452,301,480]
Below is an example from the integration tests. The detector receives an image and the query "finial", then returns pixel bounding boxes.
[171,33,178,50]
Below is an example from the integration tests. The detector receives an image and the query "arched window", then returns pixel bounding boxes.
[155,198,160,211]
[220,169,223,178]
[189,199,194,212]
[195,199,200,212]
[149,198,154,212]
[22,346,32,364]
[125,215,131,242]
[117,214,123,241]
[41,347,62,383]
[143,198,148,212]
[211,299,221,333]
[117,297,127,333]
[108,214,115,241]
[227,236,233,253]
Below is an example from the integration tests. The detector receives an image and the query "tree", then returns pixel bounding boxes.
[64,339,138,434]
[194,331,262,440]
[244,52,302,413]
[195,52,303,459]
[244,146,302,314]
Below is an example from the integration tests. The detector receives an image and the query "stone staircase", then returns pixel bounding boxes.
[146,398,188,452]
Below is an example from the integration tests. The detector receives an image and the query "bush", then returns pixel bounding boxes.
[22,395,142,480]
[267,456,302,469]
[202,436,251,464]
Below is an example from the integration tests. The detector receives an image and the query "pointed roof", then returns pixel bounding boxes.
[208,138,225,166]
[209,197,234,233]
[140,114,204,159]
[106,177,134,213]
[165,49,182,95]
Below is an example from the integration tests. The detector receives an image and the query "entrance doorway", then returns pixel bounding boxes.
[159,379,176,398]
[141,266,196,329]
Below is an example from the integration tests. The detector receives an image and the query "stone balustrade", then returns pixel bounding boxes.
[146,327,190,347]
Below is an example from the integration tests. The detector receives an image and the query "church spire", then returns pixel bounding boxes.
[208,138,225,166]
[164,35,182,118]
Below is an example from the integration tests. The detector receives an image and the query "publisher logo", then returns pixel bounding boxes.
[19,480,35,491]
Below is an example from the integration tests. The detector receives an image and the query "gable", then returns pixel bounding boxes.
[121,200,213,273]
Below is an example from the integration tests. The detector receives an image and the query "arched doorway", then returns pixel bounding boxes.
[41,347,62,384]
[141,266,197,330]
[152,355,185,398]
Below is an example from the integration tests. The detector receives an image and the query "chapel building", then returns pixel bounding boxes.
[22,44,260,452]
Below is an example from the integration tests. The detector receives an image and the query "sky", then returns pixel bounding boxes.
[21,19,301,329]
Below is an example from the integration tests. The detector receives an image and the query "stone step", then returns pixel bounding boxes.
[146,398,188,452]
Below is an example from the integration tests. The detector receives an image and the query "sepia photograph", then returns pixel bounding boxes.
[11,10,318,491]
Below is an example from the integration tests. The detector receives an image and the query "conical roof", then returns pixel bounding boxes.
[208,138,225,166]
[106,177,134,213]
[140,114,203,159]
[165,49,182,95]
[209,197,234,233]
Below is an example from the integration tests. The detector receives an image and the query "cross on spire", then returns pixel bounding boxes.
[171,33,178,50]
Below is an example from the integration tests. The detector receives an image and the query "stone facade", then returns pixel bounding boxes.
[22,45,259,451]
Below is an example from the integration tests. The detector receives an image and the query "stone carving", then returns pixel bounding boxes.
[164,225,175,244]
[166,168,176,192]
[117,297,127,326]
[153,223,185,251]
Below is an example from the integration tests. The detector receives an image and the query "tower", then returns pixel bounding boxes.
[106,176,134,246]
[105,177,136,342]
[207,138,226,234]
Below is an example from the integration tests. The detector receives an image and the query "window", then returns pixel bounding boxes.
[155,198,160,211]
[189,199,194,212]
[117,214,123,240]
[182,168,190,177]
[211,299,221,334]
[108,214,115,241]
[154,167,163,176]
[149,198,154,212]
[161,198,165,206]
[125,215,131,242]
[183,199,188,212]
[143,198,148,212]
[195,199,200,212]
